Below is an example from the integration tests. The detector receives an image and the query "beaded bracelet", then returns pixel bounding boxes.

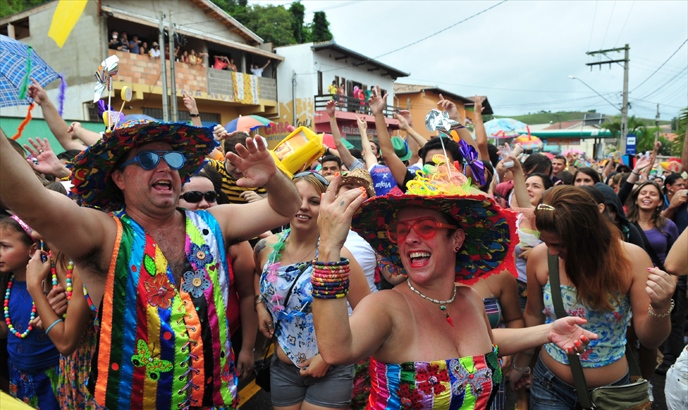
[45,318,63,335]
[312,258,350,267]
[648,299,674,318]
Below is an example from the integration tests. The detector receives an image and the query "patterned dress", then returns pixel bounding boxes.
[367,346,501,409]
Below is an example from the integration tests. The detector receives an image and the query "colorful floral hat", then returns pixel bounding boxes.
[351,158,518,284]
[68,121,218,209]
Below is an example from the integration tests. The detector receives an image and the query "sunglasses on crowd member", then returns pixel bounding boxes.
[293,171,330,186]
[120,150,186,170]
[179,190,218,203]
[386,217,457,244]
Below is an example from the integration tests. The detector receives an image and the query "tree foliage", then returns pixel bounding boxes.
[289,1,306,44]
[308,11,333,42]
[0,0,51,18]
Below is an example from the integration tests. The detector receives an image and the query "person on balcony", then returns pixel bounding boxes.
[149,42,160,58]
[213,55,230,70]
[129,35,140,55]
[250,60,270,77]
[108,31,125,51]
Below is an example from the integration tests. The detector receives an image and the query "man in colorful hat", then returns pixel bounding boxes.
[0,122,301,409]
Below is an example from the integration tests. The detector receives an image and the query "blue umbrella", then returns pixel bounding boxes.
[0,35,61,108]
[484,118,527,138]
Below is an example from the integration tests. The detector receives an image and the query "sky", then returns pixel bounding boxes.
[252,0,688,121]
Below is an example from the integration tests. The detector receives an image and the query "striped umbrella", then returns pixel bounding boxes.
[224,115,274,133]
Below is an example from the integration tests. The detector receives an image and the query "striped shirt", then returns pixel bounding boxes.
[208,159,267,204]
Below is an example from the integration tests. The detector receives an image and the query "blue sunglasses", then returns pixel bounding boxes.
[293,171,329,186]
[120,150,186,170]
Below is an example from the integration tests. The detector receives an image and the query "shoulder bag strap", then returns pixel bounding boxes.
[547,253,595,410]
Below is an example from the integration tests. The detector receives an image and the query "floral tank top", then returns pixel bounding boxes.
[543,282,630,367]
[367,346,501,409]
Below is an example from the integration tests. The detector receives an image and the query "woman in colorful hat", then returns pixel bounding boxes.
[524,186,675,409]
[311,161,598,410]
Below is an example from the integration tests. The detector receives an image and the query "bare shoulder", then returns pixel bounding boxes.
[622,241,651,265]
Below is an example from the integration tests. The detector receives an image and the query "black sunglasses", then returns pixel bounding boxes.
[180,190,218,203]
[120,151,186,170]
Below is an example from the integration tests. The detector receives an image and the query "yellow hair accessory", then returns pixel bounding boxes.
[405,154,478,196]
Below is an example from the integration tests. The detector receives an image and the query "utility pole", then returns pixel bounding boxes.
[168,11,178,122]
[159,12,169,122]
[586,44,630,155]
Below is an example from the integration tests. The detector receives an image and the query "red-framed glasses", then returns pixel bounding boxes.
[386,217,457,244]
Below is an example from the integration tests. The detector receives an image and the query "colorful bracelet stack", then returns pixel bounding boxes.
[311,258,350,299]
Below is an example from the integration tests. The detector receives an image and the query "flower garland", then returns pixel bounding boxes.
[4,274,37,338]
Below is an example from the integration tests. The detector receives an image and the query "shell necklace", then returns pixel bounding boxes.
[407,279,457,326]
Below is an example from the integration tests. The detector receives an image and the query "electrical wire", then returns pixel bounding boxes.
[600,0,617,49]
[630,39,688,92]
[638,66,688,100]
[587,1,599,52]
[296,0,508,76]
[613,0,635,47]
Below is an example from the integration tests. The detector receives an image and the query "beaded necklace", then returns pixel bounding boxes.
[50,252,74,318]
[407,278,457,326]
[4,274,37,338]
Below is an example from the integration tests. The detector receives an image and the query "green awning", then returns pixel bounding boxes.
[1,117,106,155]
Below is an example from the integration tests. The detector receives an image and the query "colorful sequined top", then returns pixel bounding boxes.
[259,229,319,367]
[543,282,630,368]
[367,346,501,409]
[89,210,238,409]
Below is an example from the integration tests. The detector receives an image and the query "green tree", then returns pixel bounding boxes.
[1,0,51,18]
[289,1,306,44]
[238,4,296,46]
[671,107,687,156]
[309,11,333,42]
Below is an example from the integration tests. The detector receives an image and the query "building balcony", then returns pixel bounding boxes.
[109,50,277,110]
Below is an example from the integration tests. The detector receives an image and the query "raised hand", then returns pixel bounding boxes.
[356,116,367,132]
[317,175,367,258]
[24,137,69,177]
[394,110,413,131]
[548,317,598,354]
[27,79,48,106]
[437,93,460,122]
[474,95,486,115]
[26,250,50,292]
[368,85,387,116]
[326,99,336,118]
[225,136,275,187]
[182,90,199,114]
[212,124,236,142]
[634,154,652,172]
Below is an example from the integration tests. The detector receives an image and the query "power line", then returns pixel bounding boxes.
[587,1,599,51]
[613,0,635,47]
[630,39,688,92]
[401,77,617,95]
[600,0,617,49]
[638,66,688,100]
[296,0,508,77]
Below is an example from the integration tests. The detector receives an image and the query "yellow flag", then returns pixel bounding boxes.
[47,0,88,48]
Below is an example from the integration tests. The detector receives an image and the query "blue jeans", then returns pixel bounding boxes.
[530,356,630,410]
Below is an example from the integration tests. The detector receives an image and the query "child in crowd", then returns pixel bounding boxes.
[0,215,60,409]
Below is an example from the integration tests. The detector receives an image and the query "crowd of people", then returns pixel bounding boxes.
[0,80,687,410]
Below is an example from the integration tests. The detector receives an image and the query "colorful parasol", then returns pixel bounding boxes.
[484,118,527,138]
[224,115,274,133]
[514,134,543,151]
[0,35,61,108]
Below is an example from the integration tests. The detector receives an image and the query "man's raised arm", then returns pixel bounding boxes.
[326,100,357,168]
[0,127,113,265]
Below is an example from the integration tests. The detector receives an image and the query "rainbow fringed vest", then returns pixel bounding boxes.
[89,210,238,409]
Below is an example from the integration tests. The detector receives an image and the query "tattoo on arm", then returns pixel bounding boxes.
[254,239,267,257]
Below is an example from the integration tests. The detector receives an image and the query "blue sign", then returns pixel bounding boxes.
[626,133,636,155]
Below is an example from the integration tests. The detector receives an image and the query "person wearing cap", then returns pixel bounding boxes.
[0,121,301,409]
[311,165,599,409]
[149,42,160,58]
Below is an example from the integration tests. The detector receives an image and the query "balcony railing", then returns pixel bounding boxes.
[110,50,276,104]
[314,94,401,118]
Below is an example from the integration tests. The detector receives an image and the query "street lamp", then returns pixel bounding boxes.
[567,75,619,111]
[568,75,628,156]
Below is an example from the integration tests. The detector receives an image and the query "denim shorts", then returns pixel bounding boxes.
[665,346,688,410]
[530,356,630,410]
[270,354,354,408]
